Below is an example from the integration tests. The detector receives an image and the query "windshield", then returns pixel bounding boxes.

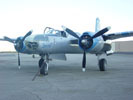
[44,27,60,35]
[44,27,67,37]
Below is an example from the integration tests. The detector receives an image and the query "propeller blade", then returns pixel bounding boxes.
[4,36,14,43]
[21,30,33,42]
[18,52,21,69]
[92,26,111,39]
[82,50,86,72]
[62,26,79,39]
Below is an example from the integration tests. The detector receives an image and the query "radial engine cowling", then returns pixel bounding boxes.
[14,30,33,53]
[79,32,93,51]
[14,37,26,52]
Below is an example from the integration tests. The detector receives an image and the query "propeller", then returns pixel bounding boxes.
[82,50,86,72]
[2,30,32,69]
[62,26,110,72]
[21,30,32,42]
[15,30,33,69]
[62,26,80,39]
[15,30,33,50]
[18,52,21,69]
[92,27,111,39]
[3,36,15,43]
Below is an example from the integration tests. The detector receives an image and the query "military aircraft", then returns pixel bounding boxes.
[1,18,133,76]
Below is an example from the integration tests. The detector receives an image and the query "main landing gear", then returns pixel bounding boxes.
[32,54,49,81]
[38,54,49,75]
[97,54,107,71]
[98,58,107,71]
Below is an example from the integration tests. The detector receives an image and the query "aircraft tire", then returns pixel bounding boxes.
[99,58,107,71]
[39,58,48,75]
[39,58,44,68]
[39,58,45,75]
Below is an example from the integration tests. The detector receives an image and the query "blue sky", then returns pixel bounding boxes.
[0,0,133,51]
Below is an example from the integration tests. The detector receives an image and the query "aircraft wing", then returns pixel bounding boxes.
[103,31,133,40]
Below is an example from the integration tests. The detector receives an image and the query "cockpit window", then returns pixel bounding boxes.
[44,28,54,34]
[44,27,67,37]
[44,27,57,35]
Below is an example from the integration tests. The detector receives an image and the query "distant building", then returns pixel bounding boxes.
[113,41,133,52]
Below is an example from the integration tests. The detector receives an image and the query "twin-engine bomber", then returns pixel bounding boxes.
[1,18,133,76]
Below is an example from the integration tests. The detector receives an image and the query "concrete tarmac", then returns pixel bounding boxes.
[0,53,133,100]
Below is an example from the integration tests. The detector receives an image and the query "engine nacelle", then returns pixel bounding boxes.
[79,32,105,53]
[14,37,26,53]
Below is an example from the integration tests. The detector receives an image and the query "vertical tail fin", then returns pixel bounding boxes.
[95,18,100,32]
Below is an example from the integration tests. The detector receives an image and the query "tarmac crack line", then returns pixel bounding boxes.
[23,89,42,100]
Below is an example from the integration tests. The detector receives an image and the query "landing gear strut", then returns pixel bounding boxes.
[39,54,49,75]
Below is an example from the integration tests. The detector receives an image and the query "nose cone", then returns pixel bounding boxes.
[81,39,88,45]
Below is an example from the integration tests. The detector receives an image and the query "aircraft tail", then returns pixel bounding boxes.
[95,18,100,32]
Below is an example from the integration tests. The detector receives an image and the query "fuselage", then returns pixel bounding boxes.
[15,31,110,55]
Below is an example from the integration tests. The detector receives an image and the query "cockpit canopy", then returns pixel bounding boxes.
[44,27,67,37]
